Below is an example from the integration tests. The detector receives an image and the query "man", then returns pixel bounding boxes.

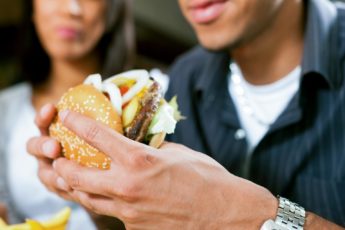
[27,0,345,229]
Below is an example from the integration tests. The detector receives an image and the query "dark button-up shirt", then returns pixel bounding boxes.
[167,0,345,226]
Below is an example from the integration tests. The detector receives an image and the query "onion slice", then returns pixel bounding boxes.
[102,82,123,115]
[84,74,122,115]
[84,74,103,91]
[105,70,150,105]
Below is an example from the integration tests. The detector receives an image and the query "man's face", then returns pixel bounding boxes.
[178,0,284,51]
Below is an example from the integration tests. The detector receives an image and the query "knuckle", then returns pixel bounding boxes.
[68,172,82,189]
[34,115,44,129]
[37,169,57,192]
[104,182,118,196]
[59,192,73,201]
[127,150,155,168]
[117,180,141,203]
[37,169,48,184]
[120,207,140,223]
[28,137,45,157]
[85,201,97,213]
[84,124,100,142]
[127,153,143,168]
[76,192,96,212]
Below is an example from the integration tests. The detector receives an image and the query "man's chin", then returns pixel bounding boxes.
[198,40,234,54]
[198,35,245,54]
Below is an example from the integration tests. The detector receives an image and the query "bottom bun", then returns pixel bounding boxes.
[49,84,123,170]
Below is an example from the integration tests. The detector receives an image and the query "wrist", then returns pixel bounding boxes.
[261,196,306,230]
[235,179,279,230]
[247,187,278,230]
[257,189,279,227]
[207,175,279,230]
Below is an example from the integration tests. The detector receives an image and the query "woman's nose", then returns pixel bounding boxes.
[66,0,82,16]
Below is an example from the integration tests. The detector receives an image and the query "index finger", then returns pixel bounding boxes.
[59,110,148,163]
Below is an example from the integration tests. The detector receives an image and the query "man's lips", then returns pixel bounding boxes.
[188,0,228,24]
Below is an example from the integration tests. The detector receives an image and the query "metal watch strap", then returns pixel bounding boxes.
[275,196,306,230]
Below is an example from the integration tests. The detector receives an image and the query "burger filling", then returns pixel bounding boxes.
[84,70,183,144]
[124,81,161,142]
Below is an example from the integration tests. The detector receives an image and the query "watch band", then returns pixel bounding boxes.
[275,196,305,230]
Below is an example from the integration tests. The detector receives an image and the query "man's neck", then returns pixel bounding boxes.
[231,0,304,85]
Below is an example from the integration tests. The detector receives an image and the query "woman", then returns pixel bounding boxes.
[0,0,134,228]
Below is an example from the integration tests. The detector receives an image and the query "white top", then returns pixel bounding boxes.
[4,83,96,229]
[229,63,301,176]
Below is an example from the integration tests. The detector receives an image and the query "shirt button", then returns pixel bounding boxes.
[235,129,246,140]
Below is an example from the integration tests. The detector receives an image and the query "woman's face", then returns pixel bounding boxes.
[33,0,107,60]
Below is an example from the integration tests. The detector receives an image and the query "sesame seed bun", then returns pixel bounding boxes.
[49,84,123,170]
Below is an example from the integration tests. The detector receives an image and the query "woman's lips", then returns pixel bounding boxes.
[189,0,228,24]
[56,27,80,40]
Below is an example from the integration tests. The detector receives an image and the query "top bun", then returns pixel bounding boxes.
[49,84,123,170]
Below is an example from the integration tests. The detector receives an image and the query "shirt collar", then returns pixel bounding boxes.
[301,0,339,88]
[195,0,340,95]
[194,48,229,97]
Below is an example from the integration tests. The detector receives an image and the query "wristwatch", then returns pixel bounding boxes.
[260,196,306,230]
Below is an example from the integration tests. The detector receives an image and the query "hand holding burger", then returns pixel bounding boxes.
[49,70,183,169]
[26,73,278,230]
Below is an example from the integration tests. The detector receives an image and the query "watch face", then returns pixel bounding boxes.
[261,220,289,230]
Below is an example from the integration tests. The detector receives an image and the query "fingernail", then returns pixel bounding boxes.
[57,177,70,191]
[59,110,69,123]
[42,140,56,157]
[40,104,52,117]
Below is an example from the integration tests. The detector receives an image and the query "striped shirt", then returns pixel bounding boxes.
[167,0,345,226]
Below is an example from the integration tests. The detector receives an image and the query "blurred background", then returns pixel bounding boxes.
[0,0,197,89]
[0,0,343,90]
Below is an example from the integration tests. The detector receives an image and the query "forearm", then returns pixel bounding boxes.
[305,212,344,230]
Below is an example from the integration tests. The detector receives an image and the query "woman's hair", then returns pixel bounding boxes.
[18,0,135,86]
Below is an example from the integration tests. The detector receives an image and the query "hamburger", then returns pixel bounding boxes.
[49,70,182,170]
